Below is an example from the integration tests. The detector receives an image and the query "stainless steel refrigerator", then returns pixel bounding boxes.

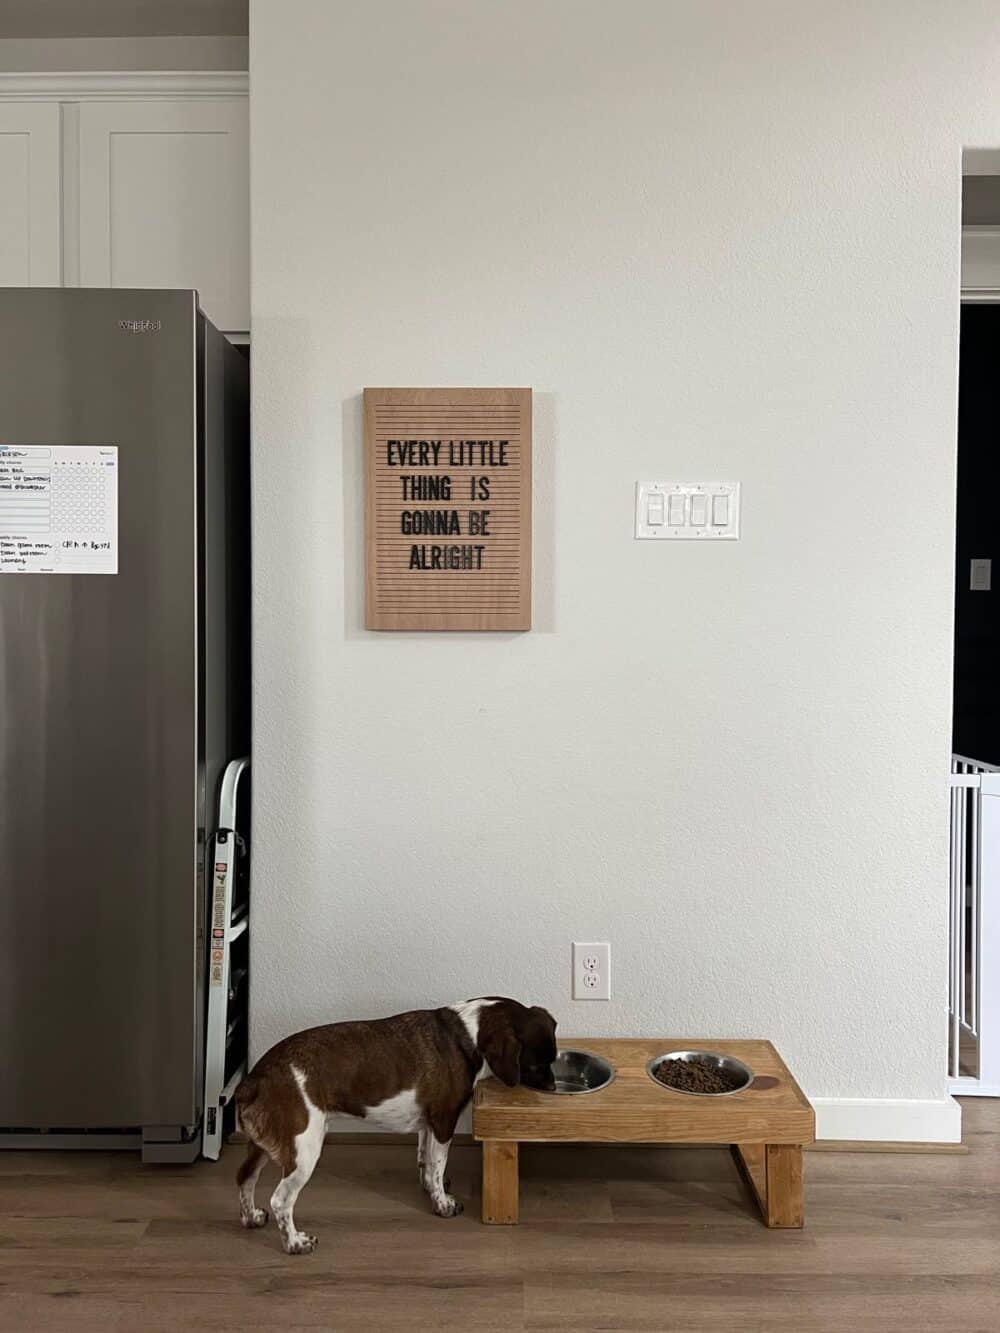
[0,289,249,1160]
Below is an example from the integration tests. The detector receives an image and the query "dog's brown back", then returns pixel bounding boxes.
[236,1007,478,1157]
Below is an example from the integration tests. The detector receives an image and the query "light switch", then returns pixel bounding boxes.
[635,481,740,540]
[971,558,992,591]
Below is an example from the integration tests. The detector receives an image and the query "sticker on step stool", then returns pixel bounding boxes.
[210,855,230,984]
[0,446,118,574]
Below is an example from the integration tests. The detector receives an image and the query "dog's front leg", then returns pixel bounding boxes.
[417,1126,428,1180]
[419,1124,452,1194]
[422,1131,462,1218]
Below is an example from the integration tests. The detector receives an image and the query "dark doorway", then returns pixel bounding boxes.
[953,303,1000,763]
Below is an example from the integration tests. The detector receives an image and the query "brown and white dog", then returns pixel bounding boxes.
[235,997,557,1253]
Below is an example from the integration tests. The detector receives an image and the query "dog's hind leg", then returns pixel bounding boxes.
[237,1142,269,1228]
[271,1079,325,1255]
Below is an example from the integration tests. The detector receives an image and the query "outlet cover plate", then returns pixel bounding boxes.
[573,941,611,1000]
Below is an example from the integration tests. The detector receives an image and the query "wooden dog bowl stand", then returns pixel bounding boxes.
[473,1038,815,1227]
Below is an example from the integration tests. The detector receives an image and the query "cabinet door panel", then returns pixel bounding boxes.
[79,99,248,332]
[0,103,61,286]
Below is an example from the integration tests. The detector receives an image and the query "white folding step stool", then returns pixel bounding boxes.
[202,757,250,1160]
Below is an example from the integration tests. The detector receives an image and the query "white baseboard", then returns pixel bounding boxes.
[812,1096,962,1143]
[322,1099,962,1145]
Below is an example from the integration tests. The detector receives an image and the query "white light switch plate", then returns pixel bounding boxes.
[635,481,740,539]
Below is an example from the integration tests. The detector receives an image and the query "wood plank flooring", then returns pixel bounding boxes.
[1,1098,997,1332]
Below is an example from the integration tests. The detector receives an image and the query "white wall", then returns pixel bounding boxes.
[249,0,1000,1140]
[0,0,246,40]
[0,37,247,71]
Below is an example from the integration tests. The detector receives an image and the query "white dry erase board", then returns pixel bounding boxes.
[0,445,118,574]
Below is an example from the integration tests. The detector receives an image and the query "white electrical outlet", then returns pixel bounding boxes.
[573,941,610,1000]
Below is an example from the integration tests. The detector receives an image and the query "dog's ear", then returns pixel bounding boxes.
[479,1018,522,1086]
[531,1005,557,1033]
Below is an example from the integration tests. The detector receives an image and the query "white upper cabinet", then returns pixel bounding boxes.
[0,102,61,286]
[0,77,248,336]
[78,98,249,334]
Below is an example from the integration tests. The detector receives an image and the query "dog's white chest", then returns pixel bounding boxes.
[339,1088,423,1133]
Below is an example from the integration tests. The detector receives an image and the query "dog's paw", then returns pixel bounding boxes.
[433,1195,464,1219]
[284,1232,319,1255]
[241,1207,269,1229]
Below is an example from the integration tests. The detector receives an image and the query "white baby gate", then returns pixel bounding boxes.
[949,754,1000,1095]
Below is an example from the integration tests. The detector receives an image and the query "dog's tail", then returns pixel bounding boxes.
[233,1070,259,1140]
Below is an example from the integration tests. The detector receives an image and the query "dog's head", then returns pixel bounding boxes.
[476,999,558,1090]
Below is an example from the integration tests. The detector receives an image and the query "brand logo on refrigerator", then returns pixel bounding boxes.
[118,319,162,333]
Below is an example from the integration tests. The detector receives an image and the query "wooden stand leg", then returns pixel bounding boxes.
[764,1144,804,1227]
[732,1143,804,1228]
[482,1140,518,1225]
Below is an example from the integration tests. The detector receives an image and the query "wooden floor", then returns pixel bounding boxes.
[2,1099,998,1332]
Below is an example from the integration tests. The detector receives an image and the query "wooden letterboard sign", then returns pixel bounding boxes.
[365,387,531,631]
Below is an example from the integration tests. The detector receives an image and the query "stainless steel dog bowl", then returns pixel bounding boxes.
[646,1049,754,1096]
[546,1048,615,1095]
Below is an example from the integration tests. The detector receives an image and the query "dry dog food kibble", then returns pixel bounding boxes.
[653,1058,744,1094]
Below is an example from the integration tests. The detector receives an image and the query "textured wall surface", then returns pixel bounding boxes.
[249,0,1000,1133]
[0,36,247,70]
